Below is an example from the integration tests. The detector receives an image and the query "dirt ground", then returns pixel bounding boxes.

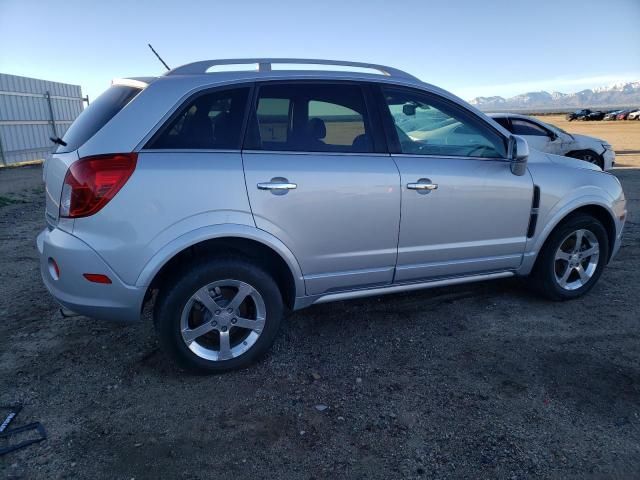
[1,132,640,477]
[533,115,640,167]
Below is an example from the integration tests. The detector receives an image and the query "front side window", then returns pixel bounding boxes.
[510,119,549,137]
[148,87,249,149]
[492,117,512,131]
[247,83,373,153]
[382,87,506,158]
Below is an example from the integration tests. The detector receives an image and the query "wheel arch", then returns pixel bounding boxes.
[137,225,305,311]
[526,202,617,275]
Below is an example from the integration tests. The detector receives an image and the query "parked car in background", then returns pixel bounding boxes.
[616,109,635,120]
[490,113,615,170]
[627,109,640,120]
[38,59,626,372]
[603,110,623,120]
[566,109,605,121]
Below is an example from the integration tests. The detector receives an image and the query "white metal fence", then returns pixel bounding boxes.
[0,73,85,166]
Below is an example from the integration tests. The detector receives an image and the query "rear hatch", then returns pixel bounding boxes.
[44,82,144,225]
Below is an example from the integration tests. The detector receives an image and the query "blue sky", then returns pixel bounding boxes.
[1,0,639,101]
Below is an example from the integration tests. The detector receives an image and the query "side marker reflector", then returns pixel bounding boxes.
[83,273,112,284]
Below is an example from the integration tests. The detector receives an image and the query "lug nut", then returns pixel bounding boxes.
[231,318,237,324]
[221,326,228,332]
[212,321,217,327]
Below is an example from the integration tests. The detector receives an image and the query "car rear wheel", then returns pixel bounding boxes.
[531,213,608,301]
[154,257,284,372]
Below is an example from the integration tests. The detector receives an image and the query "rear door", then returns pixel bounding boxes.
[377,85,533,282]
[242,82,401,296]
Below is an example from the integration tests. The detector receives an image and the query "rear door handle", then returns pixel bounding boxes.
[257,182,297,190]
[407,178,438,192]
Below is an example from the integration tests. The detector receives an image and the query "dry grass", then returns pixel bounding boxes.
[534,115,640,167]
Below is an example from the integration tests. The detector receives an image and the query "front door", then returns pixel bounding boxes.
[242,82,401,295]
[378,85,534,283]
[509,117,564,155]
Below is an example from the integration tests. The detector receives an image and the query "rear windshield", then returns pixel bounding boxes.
[57,85,141,153]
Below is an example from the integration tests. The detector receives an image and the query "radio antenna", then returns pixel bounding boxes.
[148,43,170,71]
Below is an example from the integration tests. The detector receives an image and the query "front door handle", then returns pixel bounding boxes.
[407,178,438,192]
[257,182,297,190]
[257,177,297,195]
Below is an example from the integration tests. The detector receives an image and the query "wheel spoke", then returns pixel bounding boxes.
[227,284,252,311]
[233,316,265,333]
[581,245,599,258]
[576,265,590,283]
[572,230,584,253]
[558,265,572,287]
[182,322,215,344]
[218,331,232,360]
[555,250,571,261]
[193,286,222,314]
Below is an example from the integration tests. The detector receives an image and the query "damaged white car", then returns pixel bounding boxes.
[489,113,615,170]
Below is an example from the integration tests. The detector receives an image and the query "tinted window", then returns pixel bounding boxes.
[382,87,506,158]
[492,117,512,131]
[248,83,373,153]
[59,85,141,153]
[148,87,249,149]
[510,119,549,137]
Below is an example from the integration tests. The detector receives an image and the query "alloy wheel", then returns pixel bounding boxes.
[180,279,266,361]
[553,229,600,291]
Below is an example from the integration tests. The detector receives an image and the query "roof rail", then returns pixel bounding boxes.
[166,58,419,81]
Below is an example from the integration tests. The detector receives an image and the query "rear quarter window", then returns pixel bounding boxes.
[146,87,250,149]
[58,85,141,153]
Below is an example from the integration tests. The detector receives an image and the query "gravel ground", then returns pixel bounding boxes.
[1,164,639,479]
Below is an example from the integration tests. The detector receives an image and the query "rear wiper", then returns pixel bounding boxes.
[49,136,67,147]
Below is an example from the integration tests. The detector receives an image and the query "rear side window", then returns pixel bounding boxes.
[148,87,250,149]
[510,119,549,137]
[247,83,373,153]
[59,85,141,153]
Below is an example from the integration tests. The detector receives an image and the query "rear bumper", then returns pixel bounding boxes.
[37,228,145,322]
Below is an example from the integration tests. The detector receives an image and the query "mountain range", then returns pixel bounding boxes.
[469,81,640,111]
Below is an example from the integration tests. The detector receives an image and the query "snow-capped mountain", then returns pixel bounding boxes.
[469,81,640,111]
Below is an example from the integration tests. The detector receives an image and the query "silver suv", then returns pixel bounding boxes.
[38,59,627,372]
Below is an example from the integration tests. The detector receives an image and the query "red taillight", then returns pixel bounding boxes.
[60,153,137,218]
[83,273,112,284]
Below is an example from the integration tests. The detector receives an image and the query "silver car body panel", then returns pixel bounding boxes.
[392,154,533,281]
[242,150,401,295]
[38,61,627,322]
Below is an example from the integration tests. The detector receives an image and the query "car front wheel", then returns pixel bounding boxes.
[154,257,284,372]
[531,213,608,301]
[569,150,604,169]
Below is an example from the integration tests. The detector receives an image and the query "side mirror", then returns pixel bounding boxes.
[510,135,529,176]
[548,132,558,141]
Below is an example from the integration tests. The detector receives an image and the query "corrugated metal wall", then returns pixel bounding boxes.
[0,73,84,166]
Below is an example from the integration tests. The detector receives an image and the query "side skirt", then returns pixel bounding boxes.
[293,271,515,310]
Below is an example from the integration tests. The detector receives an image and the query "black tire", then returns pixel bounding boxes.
[154,257,284,373]
[530,213,609,301]
[568,149,604,169]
